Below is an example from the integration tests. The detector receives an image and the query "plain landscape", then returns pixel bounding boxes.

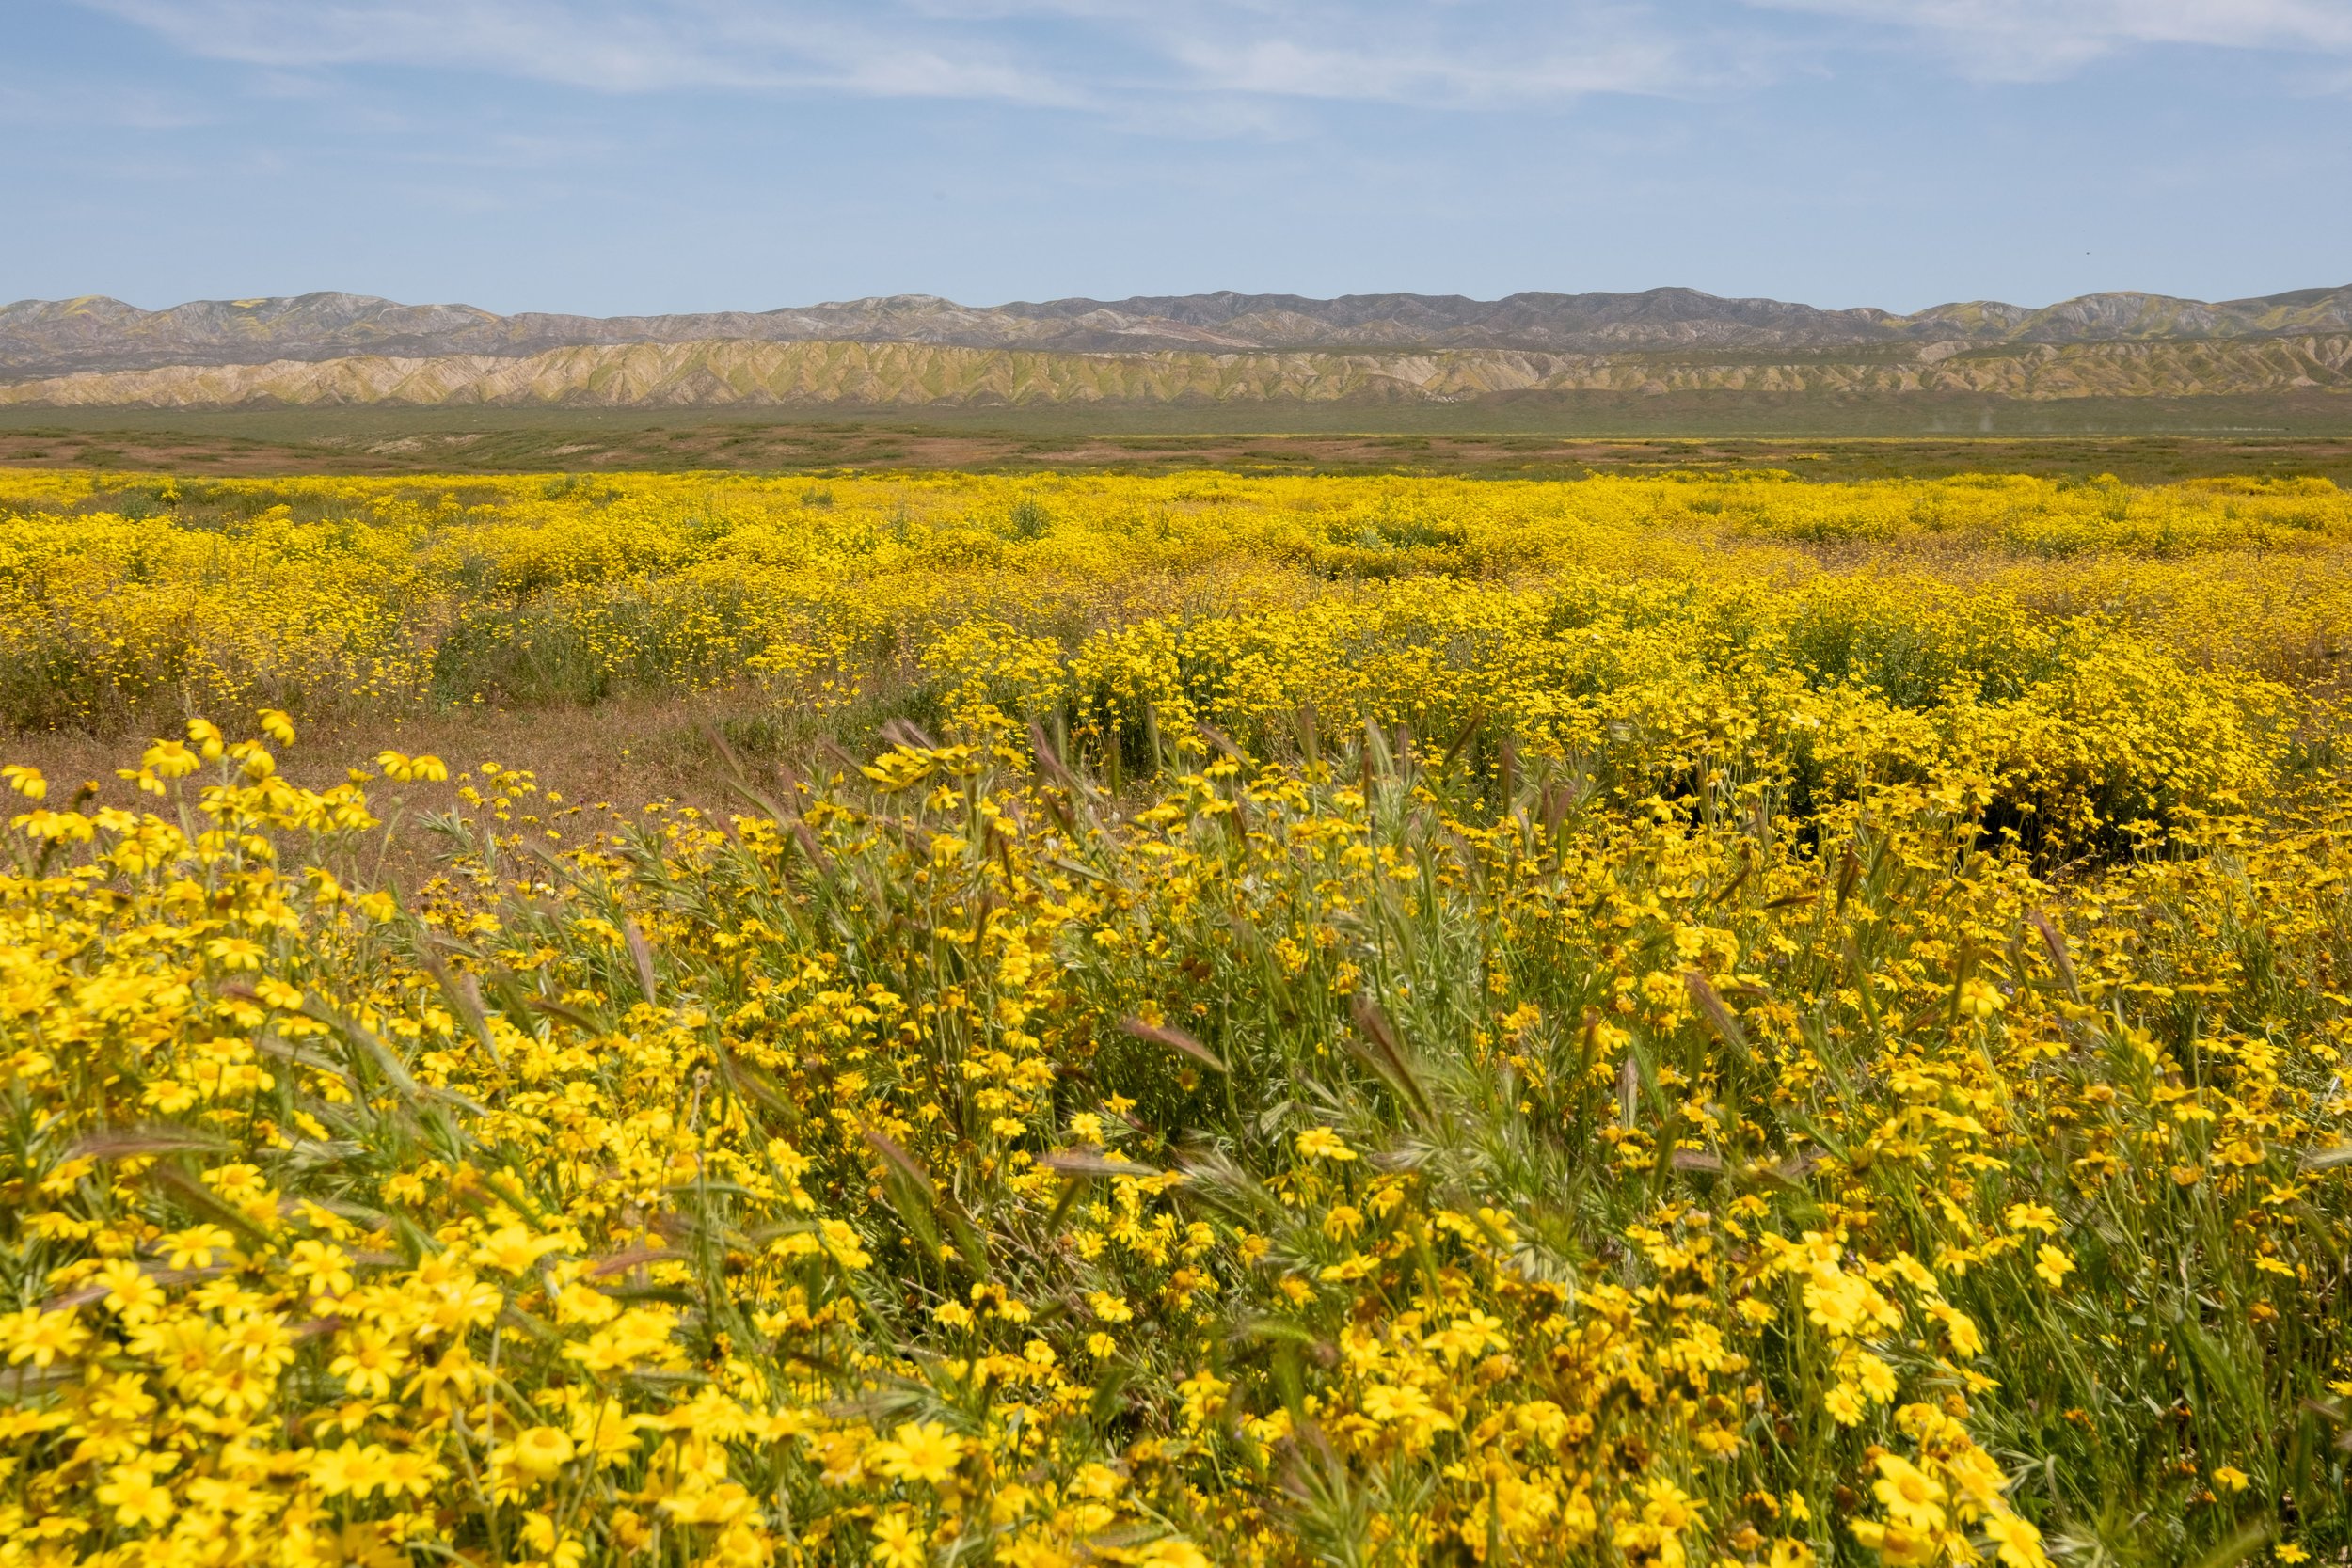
[6,278,2352,1568]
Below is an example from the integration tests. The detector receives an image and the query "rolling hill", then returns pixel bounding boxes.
[4,285,2349,409]
[1,333,2346,410]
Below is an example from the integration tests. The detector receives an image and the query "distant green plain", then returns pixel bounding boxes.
[1,389,2349,483]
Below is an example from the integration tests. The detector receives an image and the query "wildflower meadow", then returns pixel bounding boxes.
[4,464,2351,1568]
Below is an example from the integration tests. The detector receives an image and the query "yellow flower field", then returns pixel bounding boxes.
[3,465,2351,1567]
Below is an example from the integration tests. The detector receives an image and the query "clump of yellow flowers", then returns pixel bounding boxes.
[0,466,2345,872]
[1,463,2350,1565]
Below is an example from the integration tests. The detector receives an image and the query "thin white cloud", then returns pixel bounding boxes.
[74,0,2352,116]
[74,0,1717,109]
[1146,6,1705,104]
[78,1,1093,103]
[1751,0,2352,80]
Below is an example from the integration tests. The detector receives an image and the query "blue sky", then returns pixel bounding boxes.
[5,0,2350,315]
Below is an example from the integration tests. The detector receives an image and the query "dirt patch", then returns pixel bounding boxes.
[0,692,821,893]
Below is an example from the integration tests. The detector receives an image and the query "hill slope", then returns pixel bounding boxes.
[4,333,2348,409]
[7,284,2352,379]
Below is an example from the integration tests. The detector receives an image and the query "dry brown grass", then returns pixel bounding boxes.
[0,689,814,890]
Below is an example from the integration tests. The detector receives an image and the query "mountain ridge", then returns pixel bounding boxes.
[7,332,2347,411]
[8,284,2352,380]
